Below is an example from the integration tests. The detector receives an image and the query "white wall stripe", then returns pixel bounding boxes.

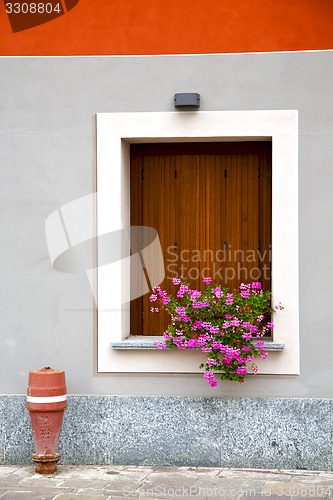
[27,395,67,403]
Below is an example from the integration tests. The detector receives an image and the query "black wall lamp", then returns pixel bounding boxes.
[174,93,200,108]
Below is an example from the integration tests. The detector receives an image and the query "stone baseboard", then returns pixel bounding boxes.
[0,396,331,470]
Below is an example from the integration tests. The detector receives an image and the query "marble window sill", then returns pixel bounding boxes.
[111,335,284,351]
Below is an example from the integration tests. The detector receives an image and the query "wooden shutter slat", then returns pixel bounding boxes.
[130,149,143,335]
[259,143,272,292]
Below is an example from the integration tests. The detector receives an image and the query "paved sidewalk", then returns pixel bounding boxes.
[0,464,332,500]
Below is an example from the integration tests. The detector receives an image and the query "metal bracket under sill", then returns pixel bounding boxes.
[111,336,284,351]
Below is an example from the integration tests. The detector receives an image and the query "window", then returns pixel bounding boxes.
[130,142,272,337]
[96,110,299,376]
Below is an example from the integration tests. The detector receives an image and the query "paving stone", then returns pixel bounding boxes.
[289,476,333,485]
[11,467,35,477]
[99,471,148,482]
[218,469,293,481]
[0,468,30,480]
[120,466,155,473]
[106,492,146,498]
[191,476,264,498]
[0,477,31,486]
[0,465,332,500]
[58,479,110,489]
[0,468,22,476]
[140,473,197,488]
[250,496,291,500]
[104,480,143,492]
[54,495,110,500]
[151,466,221,478]
[262,481,330,498]
[291,498,327,500]
[73,489,110,496]
[133,475,209,499]
[0,491,57,499]
[105,497,133,500]
[107,497,152,500]
[17,476,69,488]
[56,467,109,480]
[0,485,74,496]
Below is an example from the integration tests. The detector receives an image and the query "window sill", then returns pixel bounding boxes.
[111,336,284,351]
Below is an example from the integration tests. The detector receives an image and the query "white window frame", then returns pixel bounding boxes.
[96,110,299,376]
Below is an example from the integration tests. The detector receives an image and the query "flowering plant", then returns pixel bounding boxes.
[150,278,283,386]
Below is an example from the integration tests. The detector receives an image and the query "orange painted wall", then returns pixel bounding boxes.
[0,0,333,56]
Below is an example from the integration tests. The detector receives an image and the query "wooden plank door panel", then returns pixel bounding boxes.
[130,142,272,336]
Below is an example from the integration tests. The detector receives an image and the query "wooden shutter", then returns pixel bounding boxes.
[130,142,272,335]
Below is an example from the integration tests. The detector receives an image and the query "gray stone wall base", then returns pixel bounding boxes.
[0,396,331,470]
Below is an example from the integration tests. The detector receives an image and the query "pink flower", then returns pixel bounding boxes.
[150,277,281,384]
[186,338,199,348]
[192,300,210,309]
[212,341,223,350]
[198,336,209,346]
[207,358,217,367]
[236,366,248,375]
[204,371,218,387]
[177,284,189,298]
[173,337,184,347]
[251,363,258,375]
[226,293,233,305]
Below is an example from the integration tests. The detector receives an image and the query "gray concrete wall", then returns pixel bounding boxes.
[0,52,332,397]
[1,396,332,470]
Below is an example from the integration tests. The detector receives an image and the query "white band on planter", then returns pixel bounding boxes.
[27,395,67,403]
